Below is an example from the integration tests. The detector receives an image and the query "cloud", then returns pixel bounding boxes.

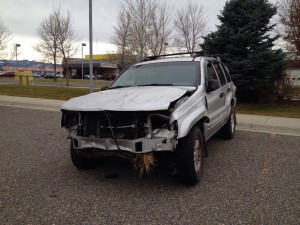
[1,0,279,60]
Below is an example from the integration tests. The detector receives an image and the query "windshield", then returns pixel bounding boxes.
[109,62,200,89]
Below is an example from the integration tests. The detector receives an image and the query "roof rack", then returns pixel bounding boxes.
[140,51,205,62]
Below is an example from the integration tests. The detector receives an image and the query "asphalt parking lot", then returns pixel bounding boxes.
[0,106,299,225]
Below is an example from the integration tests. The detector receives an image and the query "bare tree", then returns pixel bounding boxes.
[112,5,133,70]
[112,0,173,67]
[147,1,173,55]
[278,0,300,54]
[125,0,155,60]
[0,19,12,59]
[35,11,61,80]
[35,6,78,84]
[174,1,207,52]
[0,18,18,65]
[54,9,78,86]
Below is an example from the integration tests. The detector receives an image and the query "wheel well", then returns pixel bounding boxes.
[196,117,209,133]
[231,98,237,107]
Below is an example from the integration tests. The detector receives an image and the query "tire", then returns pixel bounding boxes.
[219,108,236,139]
[70,140,96,170]
[175,125,205,185]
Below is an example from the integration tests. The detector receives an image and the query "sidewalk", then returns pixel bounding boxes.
[0,95,64,111]
[0,95,299,136]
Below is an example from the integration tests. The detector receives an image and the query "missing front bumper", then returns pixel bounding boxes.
[71,134,177,153]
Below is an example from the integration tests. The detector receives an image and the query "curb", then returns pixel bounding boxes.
[236,114,300,136]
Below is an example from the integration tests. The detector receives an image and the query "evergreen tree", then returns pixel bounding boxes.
[202,0,285,102]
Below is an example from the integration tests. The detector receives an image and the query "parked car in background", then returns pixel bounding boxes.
[71,74,80,79]
[97,75,103,80]
[44,72,64,79]
[84,74,95,79]
[104,74,116,80]
[32,72,42,78]
[44,72,55,79]
[0,71,15,77]
[56,73,64,78]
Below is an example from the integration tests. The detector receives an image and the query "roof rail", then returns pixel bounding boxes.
[140,51,205,62]
[210,54,221,62]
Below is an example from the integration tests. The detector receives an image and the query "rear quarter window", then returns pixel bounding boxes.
[213,63,227,86]
[220,64,232,82]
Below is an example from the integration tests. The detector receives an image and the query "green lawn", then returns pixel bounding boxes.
[1,77,112,86]
[0,84,99,100]
[236,103,300,118]
[32,78,111,86]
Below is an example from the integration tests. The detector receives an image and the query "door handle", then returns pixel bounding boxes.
[220,93,225,98]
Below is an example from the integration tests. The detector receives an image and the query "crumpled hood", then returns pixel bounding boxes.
[61,86,188,111]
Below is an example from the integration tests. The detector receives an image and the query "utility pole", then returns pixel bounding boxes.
[89,0,93,93]
[15,44,21,61]
[81,43,86,80]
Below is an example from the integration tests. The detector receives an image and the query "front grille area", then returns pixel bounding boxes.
[62,110,170,140]
[82,112,148,139]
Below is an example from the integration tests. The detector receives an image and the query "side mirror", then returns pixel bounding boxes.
[207,80,220,92]
[100,86,108,91]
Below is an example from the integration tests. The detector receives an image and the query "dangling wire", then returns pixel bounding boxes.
[105,111,121,151]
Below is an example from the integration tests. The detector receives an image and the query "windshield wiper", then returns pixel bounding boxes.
[108,85,132,90]
[137,83,173,87]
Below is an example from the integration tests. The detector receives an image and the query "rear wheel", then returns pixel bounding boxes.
[175,125,204,185]
[70,140,96,170]
[219,108,236,139]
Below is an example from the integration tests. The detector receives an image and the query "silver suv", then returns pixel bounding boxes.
[61,52,237,185]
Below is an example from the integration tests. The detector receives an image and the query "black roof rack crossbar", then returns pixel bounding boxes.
[140,51,205,62]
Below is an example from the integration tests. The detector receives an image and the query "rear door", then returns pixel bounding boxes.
[204,61,224,138]
[213,61,231,121]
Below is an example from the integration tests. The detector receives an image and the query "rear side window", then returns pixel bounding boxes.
[213,63,227,86]
[207,63,219,81]
[220,64,232,82]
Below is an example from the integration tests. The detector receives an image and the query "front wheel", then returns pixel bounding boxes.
[175,125,205,185]
[70,140,96,170]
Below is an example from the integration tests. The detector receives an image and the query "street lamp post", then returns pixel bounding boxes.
[81,43,86,80]
[89,0,94,93]
[164,42,168,56]
[15,44,21,61]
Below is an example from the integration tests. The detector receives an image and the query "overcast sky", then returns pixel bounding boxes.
[0,0,279,61]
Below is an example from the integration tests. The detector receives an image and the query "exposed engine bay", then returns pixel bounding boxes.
[61,110,178,153]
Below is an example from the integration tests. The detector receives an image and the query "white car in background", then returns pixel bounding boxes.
[84,74,95,79]
[56,73,64,78]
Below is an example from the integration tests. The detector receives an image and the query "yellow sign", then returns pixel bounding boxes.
[15,71,33,85]
[84,54,118,60]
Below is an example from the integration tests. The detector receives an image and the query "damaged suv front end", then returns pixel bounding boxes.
[61,86,194,154]
[61,60,200,171]
[61,110,176,153]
